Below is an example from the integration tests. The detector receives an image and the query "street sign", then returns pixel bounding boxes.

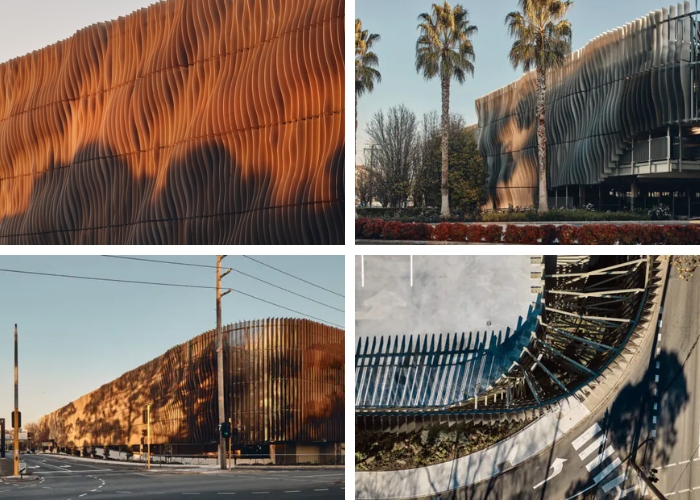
[18,462,26,475]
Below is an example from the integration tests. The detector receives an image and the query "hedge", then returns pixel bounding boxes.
[356,207,652,223]
[355,218,700,244]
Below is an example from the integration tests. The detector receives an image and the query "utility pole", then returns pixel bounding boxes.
[13,324,19,476]
[146,404,151,470]
[228,417,232,471]
[216,256,231,470]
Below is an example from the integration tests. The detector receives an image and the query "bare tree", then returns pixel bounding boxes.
[366,105,419,207]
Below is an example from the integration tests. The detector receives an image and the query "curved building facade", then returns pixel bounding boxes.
[476,2,700,215]
[40,318,344,458]
[356,256,660,432]
[0,0,345,244]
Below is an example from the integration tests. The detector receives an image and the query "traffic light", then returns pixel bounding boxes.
[220,421,231,439]
[11,411,20,428]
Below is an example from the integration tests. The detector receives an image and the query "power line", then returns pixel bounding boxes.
[229,268,343,313]
[102,256,344,312]
[0,268,217,290]
[0,267,343,328]
[104,256,217,269]
[243,256,344,298]
[227,289,343,329]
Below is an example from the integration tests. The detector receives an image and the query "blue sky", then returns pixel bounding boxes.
[355,0,684,161]
[0,256,344,425]
[0,0,157,64]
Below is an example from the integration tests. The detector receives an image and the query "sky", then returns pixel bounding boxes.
[0,0,158,64]
[355,0,687,162]
[0,255,344,426]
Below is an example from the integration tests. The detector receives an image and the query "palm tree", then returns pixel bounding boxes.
[506,0,573,213]
[416,2,477,218]
[355,19,382,143]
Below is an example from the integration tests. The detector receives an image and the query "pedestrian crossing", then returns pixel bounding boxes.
[571,422,630,497]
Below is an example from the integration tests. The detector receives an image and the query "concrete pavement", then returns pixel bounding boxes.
[0,453,344,499]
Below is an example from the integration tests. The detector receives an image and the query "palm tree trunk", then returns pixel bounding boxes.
[440,73,450,218]
[355,90,358,142]
[536,65,549,213]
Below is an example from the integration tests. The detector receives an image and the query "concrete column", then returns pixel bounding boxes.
[631,178,639,211]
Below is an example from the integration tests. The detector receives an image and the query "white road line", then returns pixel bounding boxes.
[182,494,200,496]
[361,256,364,287]
[572,423,602,450]
[602,473,626,494]
[79,495,86,498]
[252,493,269,495]
[217,494,236,496]
[410,255,413,287]
[679,460,691,465]
[586,446,615,472]
[694,486,700,491]
[314,489,329,491]
[667,463,677,468]
[593,457,622,484]
[284,492,301,494]
[679,489,690,494]
[579,434,607,461]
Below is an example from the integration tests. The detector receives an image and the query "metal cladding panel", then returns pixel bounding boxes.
[227,318,345,444]
[41,318,344,447]
[476,2,694,208]
[0,0,345,244]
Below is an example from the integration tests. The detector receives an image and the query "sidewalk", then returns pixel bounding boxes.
[35,453,343,471]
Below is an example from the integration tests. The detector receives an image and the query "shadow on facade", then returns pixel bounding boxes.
[0,140,344,245]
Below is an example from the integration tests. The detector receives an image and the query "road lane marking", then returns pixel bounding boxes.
[410,256,413,287]
[679,460,690,465]
[579,434,607,461]
[601,473,626,494]
[667,463,677,468]
[679,489,690,494]
[593,457,622,484]
[252,493,269,495]
[314,489,329,491]
[284,491,301,493]
[361,256,364,287]
[572,423,602,450]
[586,446,615,472]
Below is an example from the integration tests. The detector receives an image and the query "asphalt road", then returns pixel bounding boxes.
[652,263,700,498]
[413,260,686,500]
[0,453,344,499]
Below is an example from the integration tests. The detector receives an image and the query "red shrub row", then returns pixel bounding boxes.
[355,218,700,244]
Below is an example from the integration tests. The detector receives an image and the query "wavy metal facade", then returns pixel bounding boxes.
[41,318,344,449]
[476,2,700,210]
[356,256,660,431]
[0,0,345,244]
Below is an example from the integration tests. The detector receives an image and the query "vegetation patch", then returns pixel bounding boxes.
[356,218,700,245]
[355,420,532,472]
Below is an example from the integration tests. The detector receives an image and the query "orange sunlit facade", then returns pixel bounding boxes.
[39,318,344,456]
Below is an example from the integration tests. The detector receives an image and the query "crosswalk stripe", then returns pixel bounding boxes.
[602,473,626,493]
[594,457,622,484]
[579,434,607,461]
[586,446,615,472]
[572,423,602,450]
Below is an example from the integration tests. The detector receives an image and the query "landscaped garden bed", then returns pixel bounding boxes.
[356,218,700,244]
[355,420,532,472]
